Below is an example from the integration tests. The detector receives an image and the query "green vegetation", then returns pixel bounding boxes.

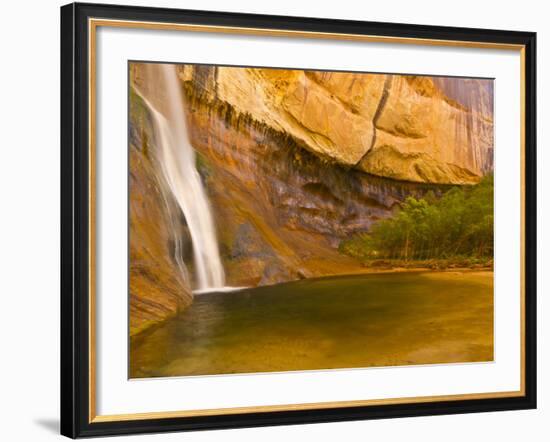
[130,87,151,159]
[195,150,213,178]
[339,175,493,265]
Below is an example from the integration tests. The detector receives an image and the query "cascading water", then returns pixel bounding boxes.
[135,64,226,292]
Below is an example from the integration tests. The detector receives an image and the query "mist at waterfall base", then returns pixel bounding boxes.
[136,64,237,294]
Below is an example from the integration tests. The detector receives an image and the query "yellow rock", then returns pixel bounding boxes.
[362,76,493,183]
[175,64,493,184]
[281,72,375,165]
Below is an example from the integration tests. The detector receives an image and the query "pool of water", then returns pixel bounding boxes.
[130,271,493,378]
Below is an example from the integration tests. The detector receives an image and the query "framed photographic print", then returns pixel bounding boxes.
[60,2,537,438]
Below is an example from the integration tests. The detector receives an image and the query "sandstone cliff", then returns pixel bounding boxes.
[178,66,493,184]
[129,88,193,336]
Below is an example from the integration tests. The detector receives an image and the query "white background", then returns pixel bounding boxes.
[0,0,546,440]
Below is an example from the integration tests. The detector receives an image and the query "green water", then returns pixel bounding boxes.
[130,271,493,378]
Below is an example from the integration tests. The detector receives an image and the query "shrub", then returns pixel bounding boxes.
[340,174,494,261]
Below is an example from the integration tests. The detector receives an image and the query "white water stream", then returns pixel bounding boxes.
[135,64,226,292]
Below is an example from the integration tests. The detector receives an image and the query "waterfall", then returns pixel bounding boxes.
[135,64,226,292]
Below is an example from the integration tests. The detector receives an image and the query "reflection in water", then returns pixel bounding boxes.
[130,271,493,378]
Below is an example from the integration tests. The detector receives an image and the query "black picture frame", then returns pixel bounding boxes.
[61,2,537,438]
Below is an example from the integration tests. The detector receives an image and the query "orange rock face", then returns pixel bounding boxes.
[128,88,192,336]
[179,65,493,184]
[360,76,493,183]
